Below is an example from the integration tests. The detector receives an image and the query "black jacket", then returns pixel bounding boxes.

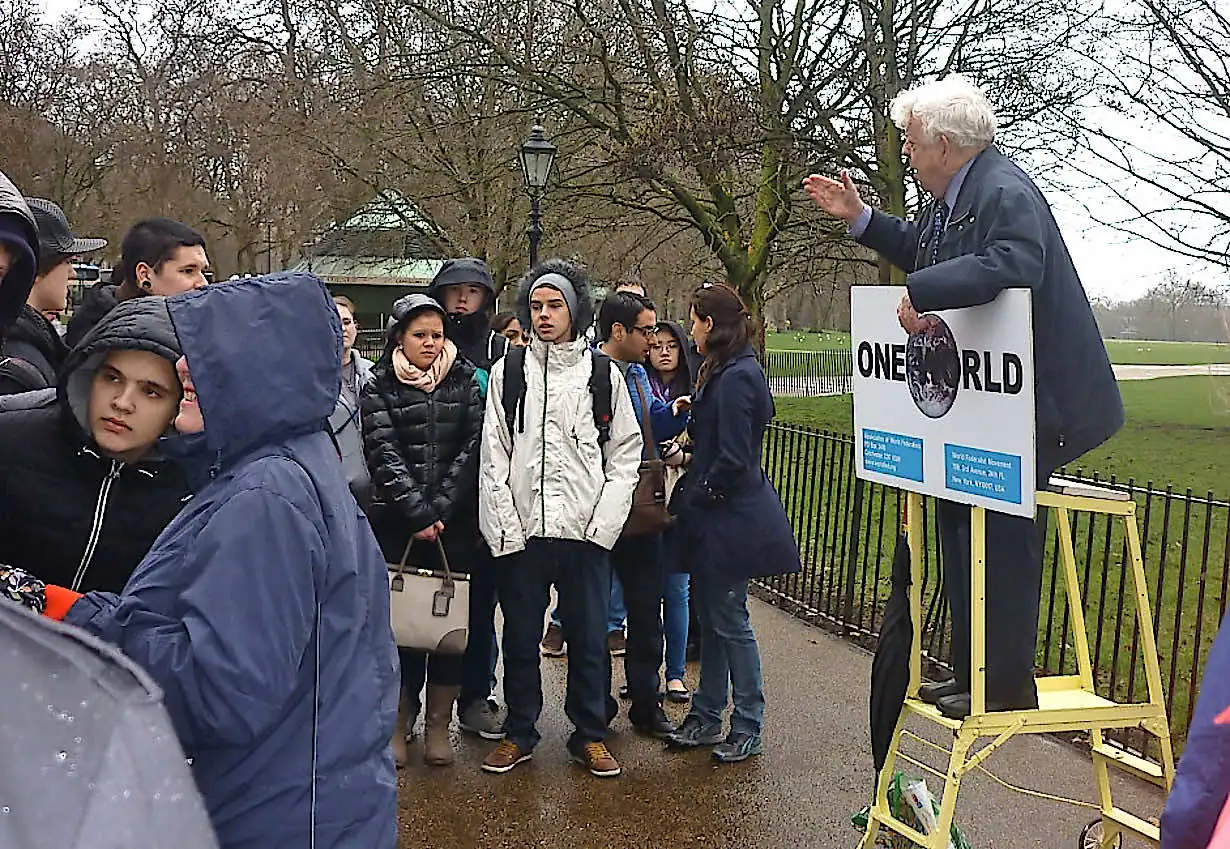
[0,298,190,593]
[361,354,483,561]
[0,304,69,393]
[857,146,1123,472]
[65,282,121,348]
[0,171,37,335]
[426,257,507,371]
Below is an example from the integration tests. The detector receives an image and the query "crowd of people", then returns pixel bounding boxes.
[0,157,801,845]
[1,70,1225,849]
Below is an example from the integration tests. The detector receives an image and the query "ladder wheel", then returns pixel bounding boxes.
[1080,819,1122,849]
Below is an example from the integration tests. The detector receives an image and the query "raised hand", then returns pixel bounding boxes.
[802,170,866,223]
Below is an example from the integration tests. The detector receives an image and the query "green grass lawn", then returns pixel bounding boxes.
[765,330,851,352]
[1105,339,1230,365]
[768,331,1229,366]
[773,376,1230,497]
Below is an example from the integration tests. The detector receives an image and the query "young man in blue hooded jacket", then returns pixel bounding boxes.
[26,272,399,849]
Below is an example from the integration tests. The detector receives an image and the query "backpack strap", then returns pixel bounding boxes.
[0,356,50,392]
[487,330,508,364]
[589,350,617,448]
[501,345,528,440]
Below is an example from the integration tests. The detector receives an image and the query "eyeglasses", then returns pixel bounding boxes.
[631,324,659,336]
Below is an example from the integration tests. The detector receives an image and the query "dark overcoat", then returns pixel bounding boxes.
[857,145,1123,472]
[675,348,801,582]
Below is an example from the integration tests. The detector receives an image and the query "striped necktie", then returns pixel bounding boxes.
[930,199,949,266]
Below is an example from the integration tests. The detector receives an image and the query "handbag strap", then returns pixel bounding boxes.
[436,538,454,588]
[630,372,656,461]
[395,537,414,576]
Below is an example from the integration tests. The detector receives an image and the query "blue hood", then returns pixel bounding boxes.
[165,272,342,471]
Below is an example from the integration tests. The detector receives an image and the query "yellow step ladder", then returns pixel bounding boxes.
[859,478,1175,848]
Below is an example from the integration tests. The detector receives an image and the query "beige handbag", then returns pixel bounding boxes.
[387,538,469,654]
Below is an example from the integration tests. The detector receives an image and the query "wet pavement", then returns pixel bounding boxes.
[395,597,1165,848]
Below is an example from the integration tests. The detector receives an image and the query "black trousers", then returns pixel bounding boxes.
[399,647,462,689]
[937,469,1053,701]
[606,533,666,721]
[499,538,611,753]
[459,543,499,711]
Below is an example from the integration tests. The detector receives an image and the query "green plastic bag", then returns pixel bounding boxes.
[852,772,973,849]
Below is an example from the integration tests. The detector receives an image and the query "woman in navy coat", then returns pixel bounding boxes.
[665,282,800,763]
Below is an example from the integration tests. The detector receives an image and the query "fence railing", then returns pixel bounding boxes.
[356,329,386,362]
[756,422,1229,760]
[763,349,853,397]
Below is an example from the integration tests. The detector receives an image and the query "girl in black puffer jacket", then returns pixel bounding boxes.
[361,294,483,769]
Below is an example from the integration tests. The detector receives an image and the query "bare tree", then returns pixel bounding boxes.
[1068,0,1230,269]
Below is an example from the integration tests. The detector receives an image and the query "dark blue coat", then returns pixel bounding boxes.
[1161,610,1230,848]
[675,348,801,581]
[857,146,1123,472]
[64,273,399,849]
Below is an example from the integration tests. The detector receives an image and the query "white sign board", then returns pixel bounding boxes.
[851,286,1037,517]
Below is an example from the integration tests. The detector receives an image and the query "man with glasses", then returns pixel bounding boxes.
[595,290,690,738]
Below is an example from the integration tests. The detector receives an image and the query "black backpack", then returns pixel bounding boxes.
[0,356,50,393]
[501,345,622,447]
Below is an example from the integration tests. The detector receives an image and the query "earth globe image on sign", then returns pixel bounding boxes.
[906,317,960,418]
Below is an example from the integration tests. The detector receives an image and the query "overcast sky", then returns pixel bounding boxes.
[40,0,1201,302]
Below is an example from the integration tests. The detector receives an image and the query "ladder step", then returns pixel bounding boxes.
[1092,743,1165,785]
[1103,807,1159,842]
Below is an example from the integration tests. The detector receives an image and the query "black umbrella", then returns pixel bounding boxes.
[870,511,913,774]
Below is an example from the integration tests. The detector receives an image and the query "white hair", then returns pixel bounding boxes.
[890,74,997,150]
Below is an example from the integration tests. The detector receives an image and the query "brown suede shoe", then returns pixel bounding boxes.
[481,739,533,774]
[607,629,627,657]
[570,742,621,777]
[541,622,566,657]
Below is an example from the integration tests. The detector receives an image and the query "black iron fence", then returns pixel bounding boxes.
[763,349,853,397]
[757,422,1229,759]
[356,329,386,362]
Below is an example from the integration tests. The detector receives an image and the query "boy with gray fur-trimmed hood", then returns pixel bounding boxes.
[478,259,641,779]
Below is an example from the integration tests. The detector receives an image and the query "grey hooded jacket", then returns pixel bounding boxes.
[0,601,217,849]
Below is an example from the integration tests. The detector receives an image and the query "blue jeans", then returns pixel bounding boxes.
[551,570,626,633]
[499,538,612,752]
[662,571,690,682]
[689,575,765,736]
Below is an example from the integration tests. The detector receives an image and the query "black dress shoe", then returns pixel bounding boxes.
[918,679,964,705]
[936,691,1040,720]
[631,706,677,739]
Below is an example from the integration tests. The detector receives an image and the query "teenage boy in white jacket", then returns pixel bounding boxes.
[479,259,641,778]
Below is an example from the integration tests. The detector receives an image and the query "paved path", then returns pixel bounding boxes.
[769,363,1230,397]
[394,597,1164,848]
[1113,363,1230,381]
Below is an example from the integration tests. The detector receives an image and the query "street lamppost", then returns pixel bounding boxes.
[518,123,557,268]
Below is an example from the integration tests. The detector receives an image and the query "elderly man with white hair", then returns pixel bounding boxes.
[803,74,1123,719]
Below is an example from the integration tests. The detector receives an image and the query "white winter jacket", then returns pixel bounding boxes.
[479,337,642,556]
